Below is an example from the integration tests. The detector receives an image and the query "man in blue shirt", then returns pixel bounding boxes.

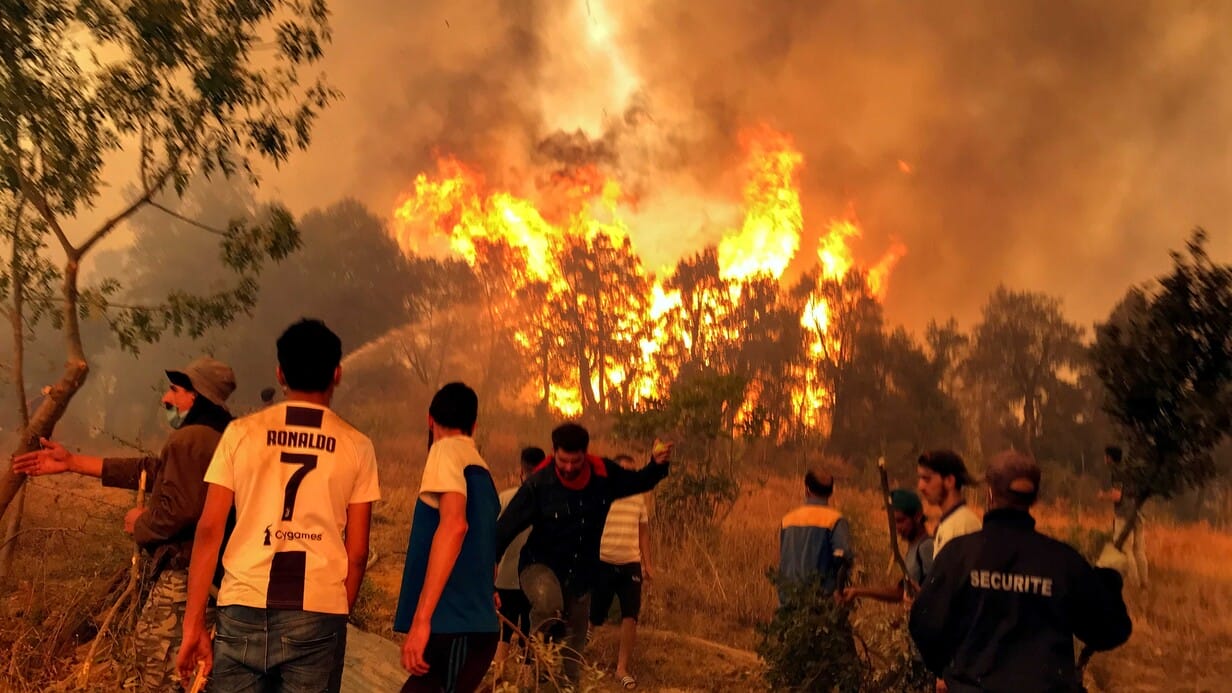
[842,489,933,603]
[394,383,500,693]
[778,470,851,602]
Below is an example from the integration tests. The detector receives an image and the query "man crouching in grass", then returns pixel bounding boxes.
[393,382,501,693]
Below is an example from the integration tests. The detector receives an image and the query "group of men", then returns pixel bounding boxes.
[13,317,667,693]
[390,394,667,692]
[13,314,1147,693]
[778,448,1138,691]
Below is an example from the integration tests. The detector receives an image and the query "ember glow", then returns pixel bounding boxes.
[392,126,905,431]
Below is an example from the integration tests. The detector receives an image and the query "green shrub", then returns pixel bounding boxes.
[757,575,867,692]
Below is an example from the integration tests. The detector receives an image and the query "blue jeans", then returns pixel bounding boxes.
[211,605,348,693]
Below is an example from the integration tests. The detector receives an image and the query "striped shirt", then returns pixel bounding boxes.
[599,494,648,565]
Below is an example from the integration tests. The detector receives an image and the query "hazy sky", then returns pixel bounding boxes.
[250,0,1232,333]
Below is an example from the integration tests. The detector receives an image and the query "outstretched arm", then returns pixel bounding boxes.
[605,443,672,500]
[12,437,106,479]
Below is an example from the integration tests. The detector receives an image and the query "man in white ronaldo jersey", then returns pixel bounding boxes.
[176,319,381,692]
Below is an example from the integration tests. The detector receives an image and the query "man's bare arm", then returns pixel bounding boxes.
[174,483,233,684]
[344,502,373,611]
[413,492,468,626]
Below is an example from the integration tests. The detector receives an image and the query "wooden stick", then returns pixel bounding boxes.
[77,469,147,689]
[878,457,919,596]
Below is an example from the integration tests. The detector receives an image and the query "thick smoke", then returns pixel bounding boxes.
[267,0,1232,330]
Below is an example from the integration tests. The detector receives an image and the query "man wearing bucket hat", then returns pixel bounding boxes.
[909,451,1132,692]
[14,356,237,690]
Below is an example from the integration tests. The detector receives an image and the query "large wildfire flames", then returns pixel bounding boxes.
[392,126,905,431]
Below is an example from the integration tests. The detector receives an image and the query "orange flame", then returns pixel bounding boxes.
[391,126,906,423]
[717,128,804,281]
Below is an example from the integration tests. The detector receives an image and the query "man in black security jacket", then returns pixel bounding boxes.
[909,450,1131,692]
[496,423,671,684]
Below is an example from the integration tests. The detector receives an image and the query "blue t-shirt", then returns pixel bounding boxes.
[394,436,500,634]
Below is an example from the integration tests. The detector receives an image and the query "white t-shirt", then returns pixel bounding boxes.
[418,436,488,507]
[205,402,381,614]
[599,494,648,565]
[934,503,982,557]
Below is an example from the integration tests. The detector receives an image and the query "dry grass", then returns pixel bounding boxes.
[3,432,1231,692]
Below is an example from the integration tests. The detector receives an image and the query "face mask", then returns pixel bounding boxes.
[164,403,187,429]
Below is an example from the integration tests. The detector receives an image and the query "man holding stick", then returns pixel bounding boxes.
[842,489,933,604]
[14,357,236,691]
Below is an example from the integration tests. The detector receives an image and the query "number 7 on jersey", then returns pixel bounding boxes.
[281,452,318,521]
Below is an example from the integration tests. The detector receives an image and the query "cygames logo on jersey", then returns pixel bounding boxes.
[264,525,272,546]
[272,528,325,542]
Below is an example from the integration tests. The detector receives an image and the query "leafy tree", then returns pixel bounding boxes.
[1091,229,1232,541]
[85,195,426,436]
[0,0,336,520]
[963,287,1085,457]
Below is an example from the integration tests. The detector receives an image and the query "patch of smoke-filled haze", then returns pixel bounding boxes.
[248,0,1232,330]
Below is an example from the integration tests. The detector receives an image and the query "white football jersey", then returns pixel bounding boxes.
[205,402,380,614]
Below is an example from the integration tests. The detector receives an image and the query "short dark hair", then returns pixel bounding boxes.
[918,449,974,489]
[428,382,479,434]
[805,469,834,497]
[1104,446,1123,463]
[986,450,1041,511]
[277,319,342,392]
[520,446,546,471]
[551,423,589,453]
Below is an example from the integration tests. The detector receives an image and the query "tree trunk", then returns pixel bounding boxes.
[0,486,25,581]
[0,222,29,579]
[0,259,89,525]
[1022,393,1037,458]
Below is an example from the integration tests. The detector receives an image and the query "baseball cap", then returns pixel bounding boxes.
[889,489,923,515]
[917,449,975,487]
[167,357,237,409]
[985,450,1041,506]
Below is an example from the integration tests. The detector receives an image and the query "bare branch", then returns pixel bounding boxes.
[148,201,227,236]
[11,157,74,257]
[76,166,177,257]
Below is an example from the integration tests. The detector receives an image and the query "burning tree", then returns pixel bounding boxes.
[390,125,910,443]
[0,0,334,523]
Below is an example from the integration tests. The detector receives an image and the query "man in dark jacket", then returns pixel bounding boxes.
[495,423,671,684]
[14,357,235,690]
[908,450,1132,692]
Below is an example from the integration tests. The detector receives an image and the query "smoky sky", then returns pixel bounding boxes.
[261,0,1232,333]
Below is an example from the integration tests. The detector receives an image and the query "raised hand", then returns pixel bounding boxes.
[11,437,71,476]
[651,439,673,464]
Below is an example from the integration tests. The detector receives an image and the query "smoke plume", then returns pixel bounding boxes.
[266,0,1232,329]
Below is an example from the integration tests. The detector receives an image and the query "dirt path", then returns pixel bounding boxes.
[339,623,765,692]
